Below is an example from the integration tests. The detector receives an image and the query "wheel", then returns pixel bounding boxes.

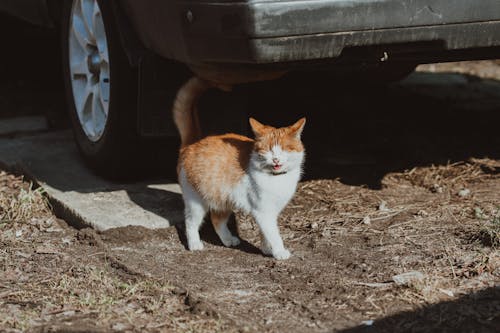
[61,0,172,179]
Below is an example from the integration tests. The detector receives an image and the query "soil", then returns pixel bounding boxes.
[1,159,499,333]
[1,14,499,333]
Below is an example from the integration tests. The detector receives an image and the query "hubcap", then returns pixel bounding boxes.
[68,0,110,142]
[88,52,101,76]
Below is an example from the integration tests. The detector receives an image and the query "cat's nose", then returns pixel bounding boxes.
[272,158,280,164]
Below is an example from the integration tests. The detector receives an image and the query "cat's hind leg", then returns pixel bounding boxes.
[211,211,240,247]
[180,171,208,251]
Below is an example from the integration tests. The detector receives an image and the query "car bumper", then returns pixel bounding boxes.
[122,0,500,65]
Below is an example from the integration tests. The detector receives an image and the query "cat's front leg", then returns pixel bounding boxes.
[254,212,290,260]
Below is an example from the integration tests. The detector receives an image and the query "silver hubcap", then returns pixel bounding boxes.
[69,0,110,142]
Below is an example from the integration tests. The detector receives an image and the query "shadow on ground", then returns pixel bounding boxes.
[342,286,500,333]
[228,72,500,189]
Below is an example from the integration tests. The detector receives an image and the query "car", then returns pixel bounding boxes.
[2,0,500,178]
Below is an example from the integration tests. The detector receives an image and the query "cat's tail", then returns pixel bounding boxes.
[172,77,211,148]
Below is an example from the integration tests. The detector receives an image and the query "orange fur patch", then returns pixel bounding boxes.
[210,210,231,228]
[178,116,305,209]
[252,118,306,154]
[254,128,305,153]
[180,133,254,205]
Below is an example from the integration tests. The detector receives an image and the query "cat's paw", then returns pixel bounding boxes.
[188,240,204,251]
[221,235,241,247]
[272,248,291,260]
[261,243,273,256]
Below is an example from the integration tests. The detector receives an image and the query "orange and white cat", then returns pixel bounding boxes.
[173,77,306,260]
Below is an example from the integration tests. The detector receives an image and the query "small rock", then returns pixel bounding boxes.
[438,288,454,297]
[474,207,485,219]
[392,271,425,286]
[458,188,470,197]
[361,320,374,326]
[15,230,23,238]
[61,237,72,245]
[321,230,331,237]
[362,216,371,225]
[378,201,390,212]
[61,310,75,316]
[416,210,429,217]
[309,222,319,229]
[431,183,444,193]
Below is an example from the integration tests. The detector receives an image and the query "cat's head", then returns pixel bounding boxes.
[249,117,306,175]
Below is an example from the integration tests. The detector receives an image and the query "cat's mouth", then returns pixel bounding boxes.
[270,164,286,175]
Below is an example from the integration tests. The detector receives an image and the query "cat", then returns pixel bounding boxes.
[173,77,306,260]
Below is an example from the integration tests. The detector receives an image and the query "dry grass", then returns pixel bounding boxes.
[1,163,499,332]
[0,171,51,225]
[383,159,494,192]
[0,171,231,333]
[476,207,500,248]
[281,160,500,317]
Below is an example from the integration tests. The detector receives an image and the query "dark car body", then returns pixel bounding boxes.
[3,0,500,81]
[0,0,53,26]
[121,0,500,67]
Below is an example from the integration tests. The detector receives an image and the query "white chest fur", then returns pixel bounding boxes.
[231,167,301,214]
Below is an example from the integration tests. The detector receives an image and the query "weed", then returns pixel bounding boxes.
[476,207,500,247]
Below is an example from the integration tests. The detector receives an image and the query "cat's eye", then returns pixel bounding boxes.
[257,154,267,160]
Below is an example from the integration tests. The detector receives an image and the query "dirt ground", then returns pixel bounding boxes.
[1,163,499,332]
[1,60,500,332]
[1,15,500,333]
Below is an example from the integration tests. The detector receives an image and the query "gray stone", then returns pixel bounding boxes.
[458,188,471,197]
[392,271,425,286]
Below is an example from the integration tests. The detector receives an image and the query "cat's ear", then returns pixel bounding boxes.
[249,118,269,137]
[288,117,306,139]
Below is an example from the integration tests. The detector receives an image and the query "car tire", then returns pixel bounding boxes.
[61,0,174,179]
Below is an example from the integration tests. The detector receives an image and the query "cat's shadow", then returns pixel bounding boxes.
[174,213,262,255]
[126,186,261,254]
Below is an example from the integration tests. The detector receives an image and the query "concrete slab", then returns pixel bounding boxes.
[0,130,184,230]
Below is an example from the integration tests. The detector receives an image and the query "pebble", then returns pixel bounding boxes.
[378,201,390,212]
[61,237,72,245]
[362,216,371,225]
[416,210,429,217]
[438,288,454,297]
[432,183,444,193]
[392,271,425,286]
[458,188,471,197]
